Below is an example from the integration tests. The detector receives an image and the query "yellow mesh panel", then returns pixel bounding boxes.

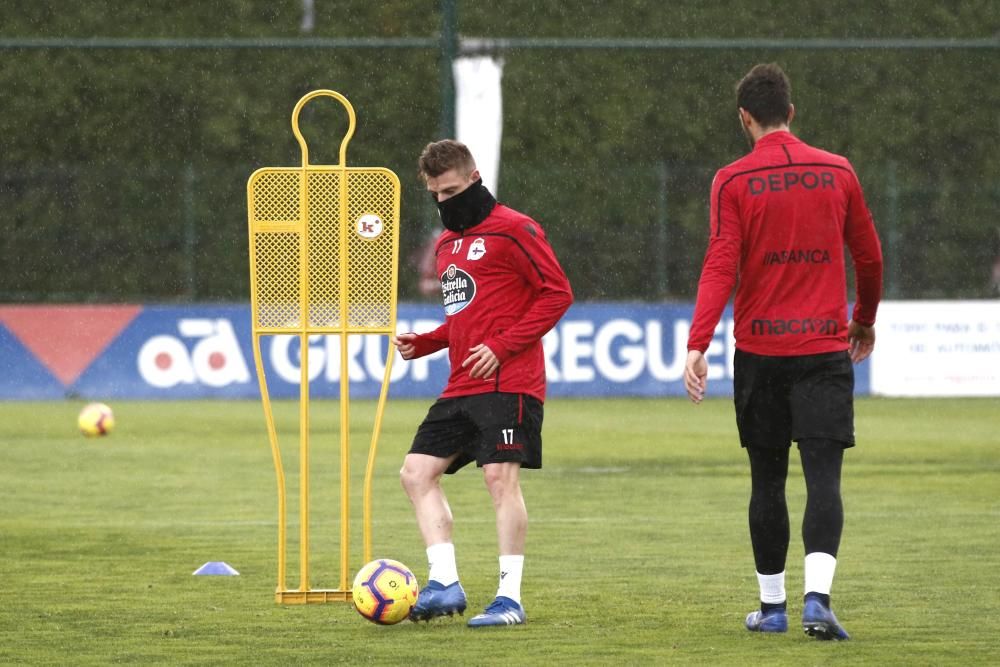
[307,172,342,328]
[253,231,301,328]
[347,170,396,328]
[253,171,300,222]
[248,167,398,334]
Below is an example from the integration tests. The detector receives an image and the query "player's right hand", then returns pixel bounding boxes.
[391,332,418,360]
[684,350,708,404]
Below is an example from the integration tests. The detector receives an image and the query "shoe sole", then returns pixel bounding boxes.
[803,622,848,641]
[409,606,466,622]
[746,620,787,633]
[468,620,525,627]
[468,615,525,628]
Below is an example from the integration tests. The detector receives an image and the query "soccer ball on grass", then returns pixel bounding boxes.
[78,402,115,437]
[352,558,419,624]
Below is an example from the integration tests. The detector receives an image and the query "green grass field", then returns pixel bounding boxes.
[1,397,998,665]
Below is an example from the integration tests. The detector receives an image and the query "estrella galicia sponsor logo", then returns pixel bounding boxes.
[763,249,832,266]
[748,170,835,196]
[441,263,476,315]
[751,318,839,336]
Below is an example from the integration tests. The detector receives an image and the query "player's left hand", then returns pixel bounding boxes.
[462,344,499,379]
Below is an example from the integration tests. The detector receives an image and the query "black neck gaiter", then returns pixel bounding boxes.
[436,179,497,233]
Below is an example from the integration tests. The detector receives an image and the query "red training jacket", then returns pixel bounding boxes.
[688,131,883,356]
[406,203,573,401]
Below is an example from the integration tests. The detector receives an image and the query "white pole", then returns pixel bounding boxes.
[453,55,504,196]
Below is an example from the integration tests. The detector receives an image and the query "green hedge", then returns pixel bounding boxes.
[2,1,997,301]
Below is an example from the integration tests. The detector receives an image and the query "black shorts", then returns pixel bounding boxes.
[733,349,855,449]
[409,393,544,474]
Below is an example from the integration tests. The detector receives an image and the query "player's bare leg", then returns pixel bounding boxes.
[483,462,527,555]
[401,452,467,620]
[469,462,528,627]
[401,452,457,546]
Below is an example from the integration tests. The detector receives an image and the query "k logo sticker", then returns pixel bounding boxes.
[467,237,486,261]
[355,213,384,239]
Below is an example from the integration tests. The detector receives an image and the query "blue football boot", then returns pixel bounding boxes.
[408,581,467,622]
[802,595,850,640]
[745,607,788,633]
[467,596,526,627]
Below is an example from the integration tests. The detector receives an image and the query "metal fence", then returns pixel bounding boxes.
[3,161,997,303]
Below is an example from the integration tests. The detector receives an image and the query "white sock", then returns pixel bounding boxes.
[756,570,786,604]
[426,542,458,586]
[804,552,837,595]
[496,554,524,604]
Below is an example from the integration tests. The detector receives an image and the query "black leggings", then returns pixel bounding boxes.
[747,440,844,575]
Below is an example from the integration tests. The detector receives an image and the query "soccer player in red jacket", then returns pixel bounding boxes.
[684,64,883,640]
[392,140,573,627]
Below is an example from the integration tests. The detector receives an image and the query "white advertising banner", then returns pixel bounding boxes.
[453,55,503,194]
[870,300,1000,396]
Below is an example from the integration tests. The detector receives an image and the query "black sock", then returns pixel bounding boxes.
[804,592,830,606]
[761,601,787,614]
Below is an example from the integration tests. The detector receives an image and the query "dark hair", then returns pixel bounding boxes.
[736,63,792,128]
[417,139,476,180]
